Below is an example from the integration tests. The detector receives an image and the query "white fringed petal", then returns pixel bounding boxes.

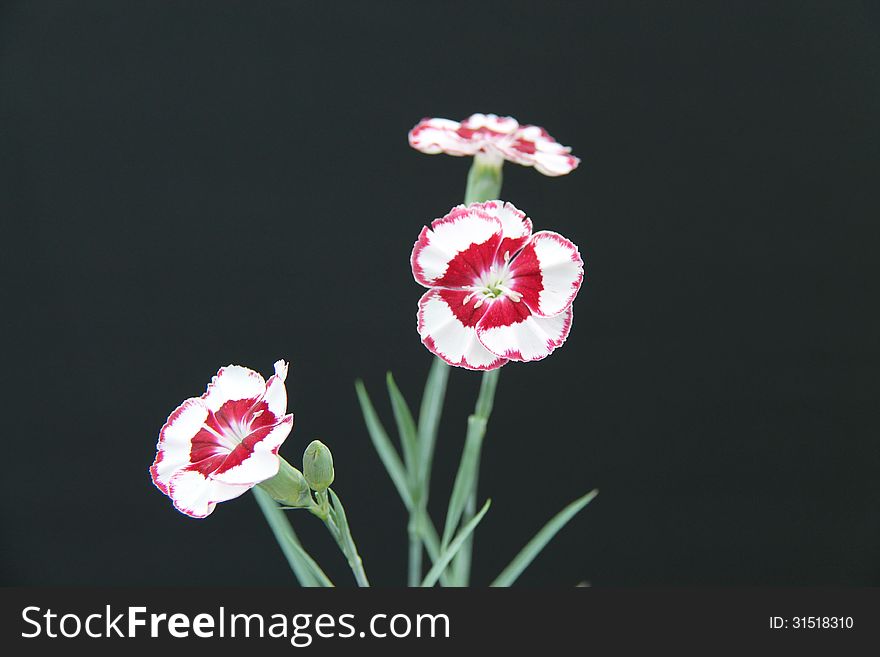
[202,365,266,412]
[411,204,502,287]
[167,470,252,519]
[417,289,508,371]
[511,231,584,317]
[477,306,573,362]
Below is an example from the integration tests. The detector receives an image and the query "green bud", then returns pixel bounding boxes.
[258,458,312,508]
[303,439,335,492]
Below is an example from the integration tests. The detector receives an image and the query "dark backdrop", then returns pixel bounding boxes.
[2,1,879,586]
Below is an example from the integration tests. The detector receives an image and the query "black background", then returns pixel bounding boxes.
[2,1,879,586]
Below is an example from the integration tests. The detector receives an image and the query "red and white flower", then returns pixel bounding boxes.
[408,113,580,176]
[150,360,294,518]
[412,201,584,370]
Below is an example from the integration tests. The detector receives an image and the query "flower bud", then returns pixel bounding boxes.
[303,440,335,492]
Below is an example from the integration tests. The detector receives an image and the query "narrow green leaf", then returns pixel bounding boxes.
[422,499,491,587]
[328,489,370,587]
[418,508,442,561]
[414,357,451,586]
[417,357,450,488]
[252,487,334,587]
[441,415,486,550]
[490,489,599,588]
[386,372,419,482]
[355,380,412,508]
[327,489,351,541]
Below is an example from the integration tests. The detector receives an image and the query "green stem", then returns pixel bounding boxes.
[321,489,370,587]
[452,368,500,585]
[252,487,333,587]
[408,517,423,586]
[367,155,503,587]
[464,156,503,204]
[442,157,504,585]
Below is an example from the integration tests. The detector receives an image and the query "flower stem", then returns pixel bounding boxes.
[442,156,504,585]
[400,155,503,586]
[464,157,503,205]
[316,489,370,587]
[452,367,500,584]
[407,515,423,586]
[252,487,333,587]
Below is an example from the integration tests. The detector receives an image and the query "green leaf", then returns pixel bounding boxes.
[417,508,442,561]
[355,379,412,509]
[252,487,334,587]
[328,489,370,587]
[441,415,486,550]
[327,489,351,541]
[386,372,419,484]
[490,489,599,588]
[416,357,450,489]
[422,499,491,587]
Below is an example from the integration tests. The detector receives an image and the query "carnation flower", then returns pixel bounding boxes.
[409,113,579,176]
[150,360,294,518]
[412,201,583,370]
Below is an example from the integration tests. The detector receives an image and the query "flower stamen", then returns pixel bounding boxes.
[497,285,522,302]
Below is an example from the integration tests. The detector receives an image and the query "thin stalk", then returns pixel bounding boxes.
[252,487,333,587]
[443,158,503,585]
[452,367,500,584]
[317,489,370,587]
[408,518,423,587]
[464,156,503,204]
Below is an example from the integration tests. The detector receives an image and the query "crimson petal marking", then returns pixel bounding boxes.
[206,397,263,440]
[411,205,503,287]
[497,124,580,176]
[475,296,534,331]
[417,289,507,371]
[511,231,584,317]
[409,117,481,156]
[477,306,574,362]
[212,414,293,485]
[202,364,266,413]
[150,398,209,495]
[436,288,491,328]
[188,426,233,466]
[167,470,252,519]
